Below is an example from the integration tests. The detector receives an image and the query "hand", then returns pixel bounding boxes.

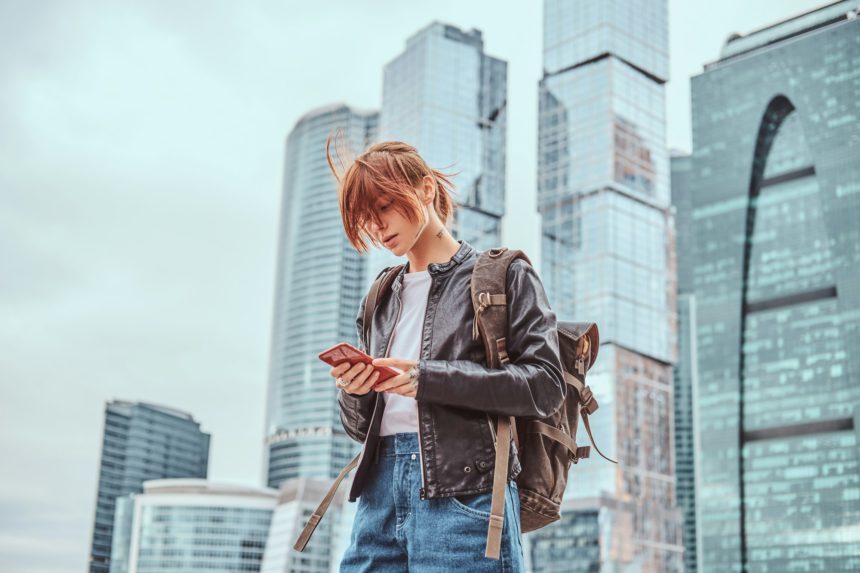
[331,361,379,396]
[371,357,420,398]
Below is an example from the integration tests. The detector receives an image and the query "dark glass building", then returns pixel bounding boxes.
[88,401,210,573]
[675,2,860,571]
[671,151,698,573]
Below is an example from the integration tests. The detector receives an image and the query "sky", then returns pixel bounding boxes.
[0,0,829,571]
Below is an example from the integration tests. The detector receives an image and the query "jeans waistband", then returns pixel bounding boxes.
[377,432,419,455]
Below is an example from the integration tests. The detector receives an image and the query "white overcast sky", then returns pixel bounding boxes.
[0,1,826,571]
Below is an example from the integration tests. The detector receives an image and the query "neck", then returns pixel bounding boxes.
[406,224,461,273]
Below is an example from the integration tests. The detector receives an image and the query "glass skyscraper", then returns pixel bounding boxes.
[531,0,683,571]
[88,401,210,573]
[115,479,276,573]
[369,21,507,277]
[671,151,698,573]
[264,103,378,489]
[675,2,860,571]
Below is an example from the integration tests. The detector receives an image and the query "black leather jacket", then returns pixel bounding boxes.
[338,240,565,502]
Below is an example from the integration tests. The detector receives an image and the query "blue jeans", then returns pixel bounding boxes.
[340,432,525,572]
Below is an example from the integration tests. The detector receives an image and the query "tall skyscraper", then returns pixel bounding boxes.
[531,0,683,570]
[264,104,378,489]
[671,151,698,573]
[675,2,860,571]
[370,20,507,277]
[88,401,210,573]
[112,479,276,573]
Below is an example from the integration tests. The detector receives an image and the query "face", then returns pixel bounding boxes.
[368,188,429,257]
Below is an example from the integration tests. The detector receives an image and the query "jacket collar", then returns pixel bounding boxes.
[391,240,474,291]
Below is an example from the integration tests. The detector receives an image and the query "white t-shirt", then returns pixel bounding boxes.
[379,269,431,436]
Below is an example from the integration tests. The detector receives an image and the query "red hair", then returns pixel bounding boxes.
[326,131,459,253]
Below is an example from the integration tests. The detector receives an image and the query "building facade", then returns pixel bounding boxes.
[678,2,860,571]
[260,476,354,573]
[114,480,276,573]
[88,401,210,573]
[264,104,378,489]
[530,0,683,570]
[671,151,698,573]
[367,21,508,279]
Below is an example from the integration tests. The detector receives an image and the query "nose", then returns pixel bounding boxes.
[370,218,385,236]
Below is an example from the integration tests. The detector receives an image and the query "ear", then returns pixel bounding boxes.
[421,175,436,205]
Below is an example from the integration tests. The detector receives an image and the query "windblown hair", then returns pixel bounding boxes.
[326,130,458,253]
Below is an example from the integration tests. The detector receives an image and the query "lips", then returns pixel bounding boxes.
[383,234,397,246]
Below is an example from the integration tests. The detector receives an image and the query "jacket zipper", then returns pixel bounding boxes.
[416,280,429,501]
[415,275,432,501]
[486,413,497,444]
[417,401,428,499]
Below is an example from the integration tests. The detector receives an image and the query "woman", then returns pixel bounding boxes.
[326,136,565,572]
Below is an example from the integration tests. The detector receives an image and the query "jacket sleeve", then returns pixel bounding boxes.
[416,258,566,420]
[337,291,378,443]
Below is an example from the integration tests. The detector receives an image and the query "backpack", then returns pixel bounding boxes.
[293,247,614,559]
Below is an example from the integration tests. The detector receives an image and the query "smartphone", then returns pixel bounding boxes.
[318,342,400,384]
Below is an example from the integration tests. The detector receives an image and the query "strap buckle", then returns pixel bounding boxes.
[579,386,598,415]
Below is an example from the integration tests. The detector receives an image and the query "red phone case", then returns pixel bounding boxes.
[318,342,399,383]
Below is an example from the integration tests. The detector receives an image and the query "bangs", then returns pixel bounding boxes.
[339,158,424,253]
[325,133,459,253]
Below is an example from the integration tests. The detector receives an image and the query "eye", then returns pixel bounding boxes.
[379,202,390,211]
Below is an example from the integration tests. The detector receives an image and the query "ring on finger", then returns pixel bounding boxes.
[336,377,349,388]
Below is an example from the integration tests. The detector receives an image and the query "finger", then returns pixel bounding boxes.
[385,379,416,398]
[341,371,368,395]
[358,370,380,392]
[373,373,409,393]
[353,363,375,385]
[331,362,351,377]
[389,384,417,398]
[372,357,412,370]
[347,362,369,378]
[372,357,404,367]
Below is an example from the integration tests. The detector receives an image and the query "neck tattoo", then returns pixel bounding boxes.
[435,228,443,239]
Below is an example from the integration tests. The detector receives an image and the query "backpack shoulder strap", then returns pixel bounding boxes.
[293,453,360,552]
[362,264,405,349]
[470,247,532,560]
[470,247,532,368]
